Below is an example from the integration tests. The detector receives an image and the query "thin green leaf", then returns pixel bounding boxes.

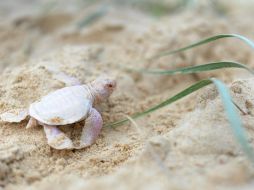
[104,79,213,128]
[151,34,254,60]
[105,78,254,162]
[115,0,192,17]
[77,6,108,29]
[40,1,58,15]
[124,61,254,75]
[211,78,254,162]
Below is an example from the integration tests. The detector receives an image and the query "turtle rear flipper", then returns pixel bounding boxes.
[0,109,28,123]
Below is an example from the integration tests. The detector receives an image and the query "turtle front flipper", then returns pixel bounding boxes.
[43,125,74,150]
[0,109,28,123]
[78,108,103,149]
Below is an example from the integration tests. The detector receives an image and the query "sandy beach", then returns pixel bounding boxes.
[1,1,254,189]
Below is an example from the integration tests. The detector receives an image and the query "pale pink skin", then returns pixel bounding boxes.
[27,77,116,150]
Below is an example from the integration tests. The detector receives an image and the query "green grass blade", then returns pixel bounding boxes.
[77,6,108,29]
[104,79,213,128]
[211,78,254,162]
[105,78,254,162]
[151,34,254,60]
[125,61,254,75]
[40,1,58,15]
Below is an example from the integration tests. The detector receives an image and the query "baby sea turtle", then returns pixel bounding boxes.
[0,76,116,150]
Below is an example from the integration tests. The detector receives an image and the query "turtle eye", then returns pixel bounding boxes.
[107,84,113,88]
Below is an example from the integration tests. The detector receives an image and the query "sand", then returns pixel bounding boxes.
[1,0,254,189]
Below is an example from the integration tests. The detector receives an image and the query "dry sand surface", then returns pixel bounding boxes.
[1,0,254,189]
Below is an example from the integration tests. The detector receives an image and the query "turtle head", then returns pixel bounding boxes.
[90,76,116,103]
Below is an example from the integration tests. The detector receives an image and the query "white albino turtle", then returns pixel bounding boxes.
[0,76,116,150]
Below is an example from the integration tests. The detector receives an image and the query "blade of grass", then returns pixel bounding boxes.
[104,79,213,128]
[151,34,254,60]
[105,78,254,162]
[211,78,254,162]
[116,0,191,17]
[77,5,108,29]
[210,0,228,16]
[124,61,254,75]
[40,1,58,15]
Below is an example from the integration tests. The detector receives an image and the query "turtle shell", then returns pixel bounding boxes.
[29,85,91,125]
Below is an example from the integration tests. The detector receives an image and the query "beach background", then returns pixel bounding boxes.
[1,0,254,189]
